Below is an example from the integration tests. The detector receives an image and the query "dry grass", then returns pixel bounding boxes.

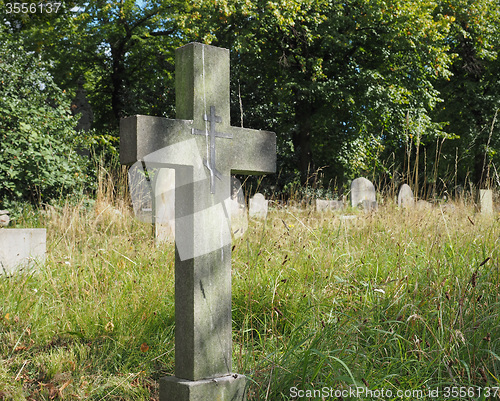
[1,178,499,399]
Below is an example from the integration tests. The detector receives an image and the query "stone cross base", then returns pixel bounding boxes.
[160,374,247,401]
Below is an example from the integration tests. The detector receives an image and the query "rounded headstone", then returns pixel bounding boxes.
[128,164,153,224]
[398,184,414,208]
[0,210,9,227]
[249,193,268,219]
[229,177,248,238]
[351,177,376,208]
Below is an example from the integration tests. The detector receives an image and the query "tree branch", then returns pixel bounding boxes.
[147,29,175,37]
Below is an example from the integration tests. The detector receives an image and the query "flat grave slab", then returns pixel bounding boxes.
[0,228,46,275]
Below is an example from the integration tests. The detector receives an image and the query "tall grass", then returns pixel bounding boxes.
[1,171,499,400]
[234,204,499,399]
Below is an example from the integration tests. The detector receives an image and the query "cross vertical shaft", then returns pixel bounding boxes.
[192,106,233,193]
[174,44,234,382]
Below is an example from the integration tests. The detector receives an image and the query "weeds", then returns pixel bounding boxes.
[1,183,499,399]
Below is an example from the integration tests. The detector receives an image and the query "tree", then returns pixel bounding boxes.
[0,29,88,205]
[4,0,496,195]
[432,0,500,188]
[8,0,190,131]
[186,0,455,189]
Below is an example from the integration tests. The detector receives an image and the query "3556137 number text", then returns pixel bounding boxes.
[5,3,61,13]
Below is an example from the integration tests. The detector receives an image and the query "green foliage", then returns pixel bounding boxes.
[12,0,190,131]
[0,31,88,205]
[184,0,459,188]
[432,0,500,186]
[1,0,498,193]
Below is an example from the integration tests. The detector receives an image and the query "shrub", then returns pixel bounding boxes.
[0,31,89,206]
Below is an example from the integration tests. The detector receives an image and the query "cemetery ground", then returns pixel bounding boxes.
[0,181,499,400]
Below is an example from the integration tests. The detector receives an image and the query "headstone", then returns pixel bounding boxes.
[127,162,154,224]
[139,171,247,243]
[361,199,378,212]
[479,189,493,215]
[0,229,46,275]
[315,199,343,212]
[120,43,276,401]
[351,177,377,211]
[398,184,414,208]
[249,193,268,219]
[229,177,248,238]
[0,210,9,227]
[155,168,176,243]
[416,200,432,210]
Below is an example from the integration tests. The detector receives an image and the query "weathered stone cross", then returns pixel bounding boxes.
[120,43,276,401]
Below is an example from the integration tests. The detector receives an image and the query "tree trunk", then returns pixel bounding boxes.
[474,145,487,188]
[110,42,126,127]
[470,107,488,187]
[293,100,314,185]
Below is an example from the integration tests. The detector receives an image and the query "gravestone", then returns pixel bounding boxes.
[315,199,343,212]
[361,199,378,212]
[0,229,46,275]
[155,168,176,243]
[153,172,247,243]
[249,193,268,219]
[229,177,248,238]
[416,199,432,210]
[398,184,414,208]
[0,210,9,227]
[351,177,377,211]
[479,189,493,215]
[120,43,276,401]
[127,162,154,224]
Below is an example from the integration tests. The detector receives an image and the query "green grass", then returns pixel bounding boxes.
[1,197,499,400]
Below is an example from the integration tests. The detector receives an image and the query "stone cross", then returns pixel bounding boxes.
[120,42,276,401]
[192,105,233,193]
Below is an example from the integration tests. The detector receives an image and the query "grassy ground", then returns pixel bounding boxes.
[0,193,499,400]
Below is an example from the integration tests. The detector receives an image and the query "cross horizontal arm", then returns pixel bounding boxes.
[191,128,233,139]
[121,115,276,177]
[225,127,276,175]
[120,115,193,165]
